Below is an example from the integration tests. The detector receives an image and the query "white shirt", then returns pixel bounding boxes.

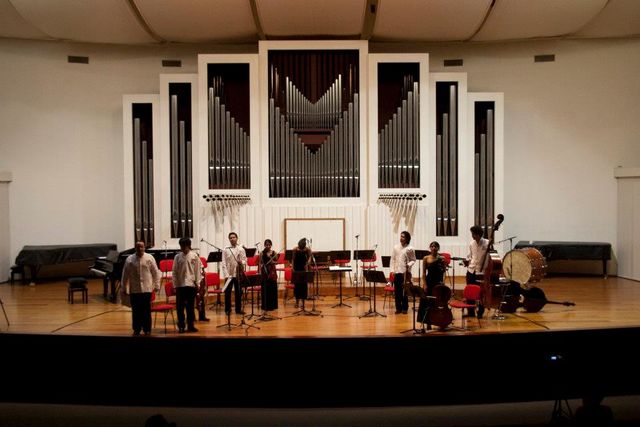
[121,252,161,294]
[390,243,416,274]
[467,238,490,274]
[172,250,202,288]
[222,245,247,278]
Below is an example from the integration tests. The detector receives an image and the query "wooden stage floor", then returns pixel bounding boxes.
[1,275,638,337]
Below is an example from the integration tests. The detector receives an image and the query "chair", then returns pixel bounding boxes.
[282,267,296,306]
[449,284,483,329]
[245,254,260,276]
[158,259,173,288]
[275,251,287,279]
[205,272,223,310]
[382,272,395,309]
[10,264,25,285]
[151,286,176,332]
[439,252,452,287]
[68,277,88,304]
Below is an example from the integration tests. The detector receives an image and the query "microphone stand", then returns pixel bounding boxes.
[309,250,322,315]
[347,235,361,300]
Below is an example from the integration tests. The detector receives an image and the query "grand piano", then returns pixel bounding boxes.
[91,247,182,301]
[15,243,117,284]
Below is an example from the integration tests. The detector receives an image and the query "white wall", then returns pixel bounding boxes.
[0,172,11,282]
[1,38,638,273]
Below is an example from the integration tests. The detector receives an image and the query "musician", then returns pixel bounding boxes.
[292,238,312,308]
[390,231,416,315]
[259,239,279,311]
[172,237,201,333]
[121,241,161,336]
[422,241,446,296]
[462,225,489,318]
[222,231,247,315]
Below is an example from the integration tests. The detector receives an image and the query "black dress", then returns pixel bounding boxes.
[292,248,309,300]
[425,257,445,296]
[260,250,278,311]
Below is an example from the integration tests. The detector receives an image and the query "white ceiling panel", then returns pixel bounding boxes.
[0,0,51,40]
[574,0,640,38]
[472,0,608,41]
[256,0,366,36]
[373,0,492,41]
[9,0,155,44]
[135,0,257,42]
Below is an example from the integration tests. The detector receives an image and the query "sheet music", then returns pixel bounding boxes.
[329,266,352,272]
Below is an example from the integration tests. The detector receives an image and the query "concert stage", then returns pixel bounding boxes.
[1,276,639,411]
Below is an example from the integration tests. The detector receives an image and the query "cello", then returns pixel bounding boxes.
[479,214,505,309]
[501,285,575,313]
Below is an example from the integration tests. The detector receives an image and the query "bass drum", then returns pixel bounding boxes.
[502,247,547,286]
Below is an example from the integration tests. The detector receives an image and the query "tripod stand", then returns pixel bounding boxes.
[290,271,320,317]
[400,284,426,334]
[329,265,351,308]
[254,250,281,323]
[0,297,9,327]
[347,248,375,301]
[359,270,387,318]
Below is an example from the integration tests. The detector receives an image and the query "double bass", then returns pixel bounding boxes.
[501,284,575,313]
[479,214,505,309]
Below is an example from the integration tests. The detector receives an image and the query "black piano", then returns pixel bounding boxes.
[91,247,182,302]
[15,243,117,284]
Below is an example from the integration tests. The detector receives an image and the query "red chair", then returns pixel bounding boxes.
[205,272,223,310]
[449,284,483,329]
[382,272,395,309]
[245,254,259,276]
[151,286,176,332]
[282,267,296,305]
[440,252,452,288]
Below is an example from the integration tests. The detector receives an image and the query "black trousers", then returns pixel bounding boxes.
[465,271,482,314]
[394,273,409,312]
[130,292,152,334]
[176,286,197,330]
[224,277,243,314]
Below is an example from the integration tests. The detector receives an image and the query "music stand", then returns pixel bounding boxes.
[348,249,375,301]
[245,273,261,321]
[359,270,387,318]
[400,284,427,334]
[290,271,320,317]
[414,250,430,284]
[244,247,257,257]
[329,265,352,308]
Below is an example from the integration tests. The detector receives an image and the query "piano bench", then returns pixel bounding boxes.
[68,277,88,304]
[10,265,25,285]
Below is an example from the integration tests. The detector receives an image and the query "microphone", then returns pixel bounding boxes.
[355,234,360,238]
[255,242,261,247]
[200,238,204,242]
[373,243,378,250]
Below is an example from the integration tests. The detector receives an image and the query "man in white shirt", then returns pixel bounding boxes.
[172,237,202,333]
[222,232,247,315]
[121,241,161,335]
[463,225,489,318]
[390,231,416,314]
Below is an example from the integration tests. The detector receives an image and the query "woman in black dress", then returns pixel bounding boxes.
[292,238,312,308]
[423,241,446,296]
[259,239,279,311]
[418,241,447,326]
